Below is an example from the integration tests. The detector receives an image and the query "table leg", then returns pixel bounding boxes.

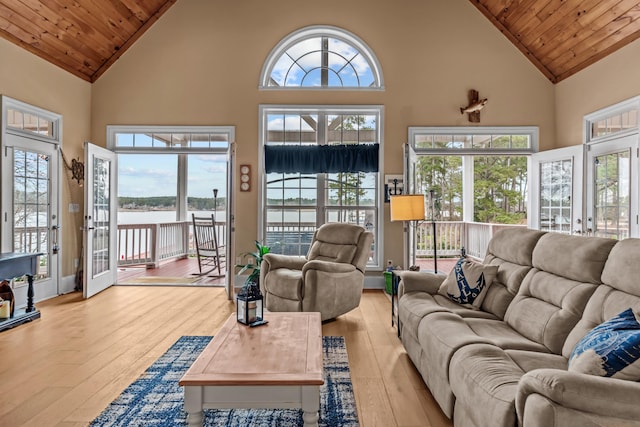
[26,274,35,313]
[184,386,204,427]
[301,385,320,427]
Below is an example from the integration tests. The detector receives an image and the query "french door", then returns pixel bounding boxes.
[83,142,118,298]
[1,135,60,296]
[530,145,583,234]
[585,135,638,239]
[402,143,418,269]
[225,142,236,299]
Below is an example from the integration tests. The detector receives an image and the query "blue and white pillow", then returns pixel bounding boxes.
[568,308,640,381]
[440,257,498,309]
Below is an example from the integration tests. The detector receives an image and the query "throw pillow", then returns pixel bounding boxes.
[568,308,640,380]
[440,257,498,309]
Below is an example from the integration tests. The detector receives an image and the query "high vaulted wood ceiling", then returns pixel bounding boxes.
[0,0,176,82]
[1,1,640,83]
[470,0,640,83]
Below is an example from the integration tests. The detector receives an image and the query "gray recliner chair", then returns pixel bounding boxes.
[260,223,374,321]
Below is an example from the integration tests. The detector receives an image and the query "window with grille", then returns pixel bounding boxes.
[261,106,382,267]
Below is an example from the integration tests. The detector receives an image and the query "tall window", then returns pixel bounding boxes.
[260,26,383,89]
[409,127,537,224]
[260,106,382,267]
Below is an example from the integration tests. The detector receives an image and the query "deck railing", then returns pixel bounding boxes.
[115,220,527,268]
[117,220,226,268]
[415,221,526,259]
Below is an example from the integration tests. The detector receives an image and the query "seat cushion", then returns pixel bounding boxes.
[449,343,523,427]
[263,269,303,300]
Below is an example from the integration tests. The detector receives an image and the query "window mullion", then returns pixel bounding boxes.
[317,113,326,227]
[321,37,328,87]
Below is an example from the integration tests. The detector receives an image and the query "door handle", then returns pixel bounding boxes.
[51,225,61,254]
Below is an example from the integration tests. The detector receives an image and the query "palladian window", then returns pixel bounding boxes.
[260,26,383,89]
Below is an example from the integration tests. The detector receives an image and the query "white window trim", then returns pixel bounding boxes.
[408,126,538,223]
[408,126,538,155]
[2,95,62,144]
[106,125,235,154]
[584,95,640,144]
[259,104,384,269]
[259,25,384,91]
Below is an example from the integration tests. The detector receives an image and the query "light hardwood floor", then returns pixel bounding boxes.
[0,287,452,427]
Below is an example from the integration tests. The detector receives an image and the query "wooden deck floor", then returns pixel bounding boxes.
[116,256,457,288]
[0,287,453,427]
[117,256,226,286]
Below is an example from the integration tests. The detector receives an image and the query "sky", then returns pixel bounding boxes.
[118,154,227,199]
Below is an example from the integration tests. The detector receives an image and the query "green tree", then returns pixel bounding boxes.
[417,156,463,220]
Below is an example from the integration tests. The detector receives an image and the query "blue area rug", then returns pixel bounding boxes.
[91,336,358,427]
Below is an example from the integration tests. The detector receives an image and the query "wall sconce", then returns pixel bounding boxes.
[384,175,404,203]
[240,164,251,192]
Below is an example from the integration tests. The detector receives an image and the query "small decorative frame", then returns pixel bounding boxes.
[240,164,251,192]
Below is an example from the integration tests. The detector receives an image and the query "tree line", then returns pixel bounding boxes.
[119,196,226,210]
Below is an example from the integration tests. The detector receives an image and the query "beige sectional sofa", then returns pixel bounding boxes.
[398,227,640,427]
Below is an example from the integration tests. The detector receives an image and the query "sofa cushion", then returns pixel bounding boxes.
[504,270,598,354]
[479,228,544,319]
[440,257,498,309]
[398,292,450,341]
[532,233,617,284]
[503,232,614,354]
[563,238,640,358]
[568,308,640,380]
[449,343,522,427]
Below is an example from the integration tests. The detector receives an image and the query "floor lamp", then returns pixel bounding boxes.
[428,189,438,274]
[390,194,425,270]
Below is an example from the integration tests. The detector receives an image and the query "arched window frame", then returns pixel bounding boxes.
[259,25,384,90]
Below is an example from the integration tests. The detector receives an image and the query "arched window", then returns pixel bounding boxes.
[260,26,383,89]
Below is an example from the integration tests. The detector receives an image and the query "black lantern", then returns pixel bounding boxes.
[236,283,264,325]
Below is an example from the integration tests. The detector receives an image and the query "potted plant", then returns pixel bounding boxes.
[235,240,271,295]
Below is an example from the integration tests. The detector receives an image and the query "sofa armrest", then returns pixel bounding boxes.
[261,253,307,272]
[302,260,356,275]
[397,270,447,298]
[516,368,640,423]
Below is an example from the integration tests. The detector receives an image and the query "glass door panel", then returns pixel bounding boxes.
[84,142,117,298]
[531,145,583,234]
[586,135,637,239]
[593,150,630,239]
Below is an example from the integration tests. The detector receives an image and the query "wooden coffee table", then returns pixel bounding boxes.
[179,312,324,427]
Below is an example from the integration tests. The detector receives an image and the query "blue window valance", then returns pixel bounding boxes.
[264,143,379,174]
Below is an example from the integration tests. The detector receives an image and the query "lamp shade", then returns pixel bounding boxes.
[390,194,425,222]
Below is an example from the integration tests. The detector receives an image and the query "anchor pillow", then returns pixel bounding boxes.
[440,257,498,309]
[568,308,640,380]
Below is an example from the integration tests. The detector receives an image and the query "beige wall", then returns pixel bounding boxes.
[555,37,640,147]
[91,0,555,269]
[0,37,91,282]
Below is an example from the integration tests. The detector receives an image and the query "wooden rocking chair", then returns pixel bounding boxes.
[191,213,225,277]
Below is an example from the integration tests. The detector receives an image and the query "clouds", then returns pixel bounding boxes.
[118,154,228,198]
[269,36,374,87]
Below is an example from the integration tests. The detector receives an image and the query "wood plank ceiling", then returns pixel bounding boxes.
[470,0,640,83]
[0,1,640,83]
[0,0,176,82]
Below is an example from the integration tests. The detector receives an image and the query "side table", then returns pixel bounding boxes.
[390,270,402,337]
